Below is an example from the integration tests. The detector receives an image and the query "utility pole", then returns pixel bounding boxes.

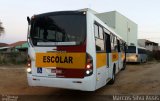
[127,22,130,46]
[127,22,129,45]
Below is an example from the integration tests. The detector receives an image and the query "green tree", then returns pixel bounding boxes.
[0,20,5,36]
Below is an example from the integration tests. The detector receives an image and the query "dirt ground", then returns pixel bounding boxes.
[0,61,160,101]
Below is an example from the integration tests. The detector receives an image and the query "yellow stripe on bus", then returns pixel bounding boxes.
[96,53,107,68]
[36,53,86,69]
[112,52,118,62]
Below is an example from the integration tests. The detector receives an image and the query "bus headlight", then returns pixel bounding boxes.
[86,70,90,75]
[27,67,32,73]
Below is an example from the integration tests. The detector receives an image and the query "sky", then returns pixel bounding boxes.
[0,0,160,44]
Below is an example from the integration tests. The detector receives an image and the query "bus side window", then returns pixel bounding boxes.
[144,49,147,54]
[117,39,120,52]
[110,34,114,51]
[111,35,118,52]
[138,48,146,54]
[138,48,141,54]
[94,24,99,38]
[114,37,118,52]
[119,40,124,52]
[105,33,111,53]
[94,24,104,52]
[99,26,103,39]
[95,39,104,51]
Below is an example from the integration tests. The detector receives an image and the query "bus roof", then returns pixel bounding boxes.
[138,46,146,49]
[32,11,85,18]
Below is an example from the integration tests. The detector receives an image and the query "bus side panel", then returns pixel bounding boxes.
[108,53,114,82]
[95,53,109,89]
[112,52,119,74]
[119,52,125,70]
[118,52,122,70]
[86,11,97,91]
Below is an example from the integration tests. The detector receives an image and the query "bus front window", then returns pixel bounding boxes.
[126,46,136,53]
[30,14,86,46]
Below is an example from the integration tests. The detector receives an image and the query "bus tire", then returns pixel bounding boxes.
[108,65,116,85]
[121,61,126,70]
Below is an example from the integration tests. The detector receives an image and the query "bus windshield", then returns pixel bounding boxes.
[126,46,136,53]
[30,14,86,46]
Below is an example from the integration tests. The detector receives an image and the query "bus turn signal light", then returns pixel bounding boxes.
[27,62,31,67]
[27,56,31,67]
[27,67,32,73]
[85,53,93,76]
[27,56,32,73]
[86,64,92,69]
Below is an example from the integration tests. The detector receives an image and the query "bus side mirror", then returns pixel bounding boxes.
[27,16,31,25]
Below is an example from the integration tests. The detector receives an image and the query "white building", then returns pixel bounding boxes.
[95,11,138,46]
[138,39,159,51]
[79,8,138,46]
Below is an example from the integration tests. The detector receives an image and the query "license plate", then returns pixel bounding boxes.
[51,69,56,73]
[51,69,62,74]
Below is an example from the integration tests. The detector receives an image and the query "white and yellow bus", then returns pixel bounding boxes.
[126,46,148,63]
[26,9,126,91]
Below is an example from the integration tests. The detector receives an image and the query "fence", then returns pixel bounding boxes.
[147,50,160,61]
[153,50,160,60]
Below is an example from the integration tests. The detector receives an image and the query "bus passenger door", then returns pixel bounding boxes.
[95,25,109,89]
[117,40,122,70]
[105,32,111,81]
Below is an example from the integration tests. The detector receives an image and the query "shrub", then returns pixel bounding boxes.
[0,52,27,64]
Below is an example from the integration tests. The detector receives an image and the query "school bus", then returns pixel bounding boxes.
[26,9,126,91]
[126,46,147,63]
